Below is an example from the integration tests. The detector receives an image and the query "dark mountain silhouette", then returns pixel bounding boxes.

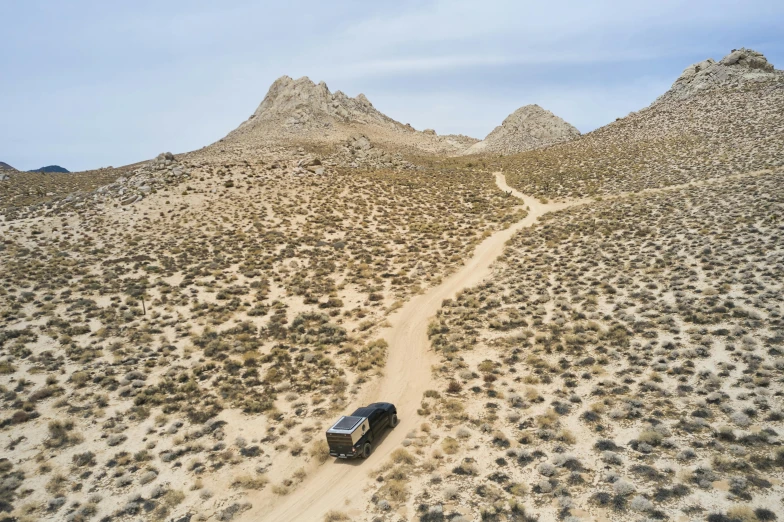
[30,165,70,173]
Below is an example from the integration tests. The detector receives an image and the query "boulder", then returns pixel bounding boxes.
[720,48,774,71]
[298,157,322,168]
[354,136,372,150]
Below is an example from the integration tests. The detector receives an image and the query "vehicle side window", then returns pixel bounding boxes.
[369,410,381,423]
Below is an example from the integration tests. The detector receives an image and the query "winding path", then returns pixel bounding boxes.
[242,173,584,521]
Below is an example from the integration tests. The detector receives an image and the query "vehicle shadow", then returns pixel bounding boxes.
[329,423,397,466]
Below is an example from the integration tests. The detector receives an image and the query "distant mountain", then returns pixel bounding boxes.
[463,104,580,155]
[0,161,16,171]
[30,165,70,173]
[219,75,478,156]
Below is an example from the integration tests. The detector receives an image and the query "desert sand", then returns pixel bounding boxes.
[1,48,782,522]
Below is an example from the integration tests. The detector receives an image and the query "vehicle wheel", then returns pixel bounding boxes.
[362,442,372,458]
[390,414,399,428]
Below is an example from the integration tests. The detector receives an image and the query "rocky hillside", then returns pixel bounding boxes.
[500,48,784,198]
[215,75,478,159]
[464,104,580,155]
[657,47,777,103]
[0,161,16,180]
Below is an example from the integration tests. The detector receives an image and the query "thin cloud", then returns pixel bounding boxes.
[322,48,679,79]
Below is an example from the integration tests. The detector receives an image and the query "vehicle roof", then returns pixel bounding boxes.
[367,402,394,409]
[328,415,363,432]
[350,407,375,418]
[350,402,394,417]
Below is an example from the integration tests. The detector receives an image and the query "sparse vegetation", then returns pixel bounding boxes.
[2,47,782,522]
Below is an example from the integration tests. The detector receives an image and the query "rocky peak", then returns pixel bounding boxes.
[240,75,399,130]
[658,48,780,103]
[463,104,580,155]
[720,48,774,71]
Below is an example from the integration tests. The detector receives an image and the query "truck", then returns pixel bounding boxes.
[325,402,398,459]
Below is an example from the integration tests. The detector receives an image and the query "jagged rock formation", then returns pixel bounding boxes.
[656,48,781,103]
[104,152,192,206]
[217,75,478,159]
[238,75,401,131]
[329,135,416,171]
[463,104,580,155]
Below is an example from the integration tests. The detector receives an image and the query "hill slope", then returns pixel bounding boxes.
[500,48,784,198]
[464,104,580,155]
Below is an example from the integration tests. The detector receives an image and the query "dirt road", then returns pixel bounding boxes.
[243,173,582,522]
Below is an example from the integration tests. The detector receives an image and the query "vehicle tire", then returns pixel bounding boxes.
[362,442,372,458]
[390,414,399,428]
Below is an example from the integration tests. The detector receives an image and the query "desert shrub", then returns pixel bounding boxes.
[724,506,759,522]
[72,451,96,467]
[391,448,415,465]
[383,479,408,502]
[45,419,81,448]
[310,440,330,464]
[441,437,459,454]
[231,474,269,490]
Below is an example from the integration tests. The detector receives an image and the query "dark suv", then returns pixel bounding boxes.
[325,402,398,459]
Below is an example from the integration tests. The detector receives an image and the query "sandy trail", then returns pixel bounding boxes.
[241,173,582,522]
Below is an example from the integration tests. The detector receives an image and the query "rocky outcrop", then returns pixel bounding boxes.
[107,152,190,206]
[238,76,402,131]
[657,48,780,103]
[330,135,416,171]
[49,152,192,210]
[463,104,580,155]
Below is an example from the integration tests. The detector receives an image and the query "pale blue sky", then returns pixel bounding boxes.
[1,0,782,171]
